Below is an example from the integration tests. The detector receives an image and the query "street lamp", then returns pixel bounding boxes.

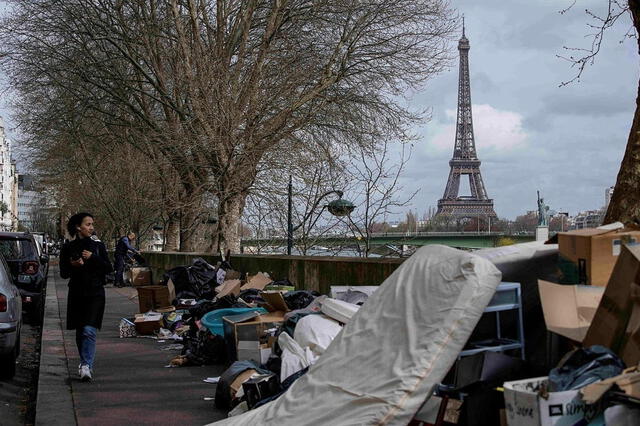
[287,175,355,255]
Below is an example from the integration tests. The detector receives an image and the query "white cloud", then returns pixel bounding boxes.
[428,104,528,152]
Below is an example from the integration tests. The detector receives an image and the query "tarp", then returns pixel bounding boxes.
[209,245,502,425]
[475,241,559,367]
[475,241,558,281]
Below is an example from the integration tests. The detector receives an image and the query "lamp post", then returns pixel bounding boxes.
[286,175,355,255]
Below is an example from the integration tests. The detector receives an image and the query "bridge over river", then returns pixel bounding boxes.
[241,231,536,251]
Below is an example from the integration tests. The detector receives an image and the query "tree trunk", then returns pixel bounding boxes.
[215,193,247,254]
[179,204,203,252]
[164,214,180,251]
[604,0,640,225]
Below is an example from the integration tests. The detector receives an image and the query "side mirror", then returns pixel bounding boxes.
[40,255,49,264]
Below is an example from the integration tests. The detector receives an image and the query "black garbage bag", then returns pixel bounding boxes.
[163,257,217,300]
[164,266,191,293]
[283,290,320,311]
[549,345,625,391]
[182,328,228,366]
[187,295,241,321]
[239,288,265,304]
[187,257,217,299]
[174,290,198,302]
[189,300,222,321]
[264,354,282,378]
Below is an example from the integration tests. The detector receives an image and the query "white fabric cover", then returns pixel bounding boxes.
[280,315,342,381]
[293,314,343,356]
[278,332,318,382]
[210,245,502,425]
[320,298,360,323]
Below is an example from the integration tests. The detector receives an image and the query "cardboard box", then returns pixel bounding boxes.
[557,228,640,286]
[137,285,171,313]
[581,366,640,403]
[538,280,604,342]
[261,291,290,312]
[128,266,153,287]
[241,273,272,291]
[216,279,241,298]
[134,313,162,335]
[224,270,242,281]
[223,311,285,362]
[230,369,257,397]
[583,244,640,365]
[503,376,604,426]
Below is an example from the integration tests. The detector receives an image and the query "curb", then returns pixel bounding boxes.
[35,269,76,426]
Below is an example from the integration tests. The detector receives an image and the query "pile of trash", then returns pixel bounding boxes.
[120,254,370,415]
[205,229,640,425]
[204,245,503,424]
[121,224,640,425]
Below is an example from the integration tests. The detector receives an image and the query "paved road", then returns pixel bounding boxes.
[0,309,41,426]
[38,266,228,426]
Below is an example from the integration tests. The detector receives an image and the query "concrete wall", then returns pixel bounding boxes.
[142,251,405,295]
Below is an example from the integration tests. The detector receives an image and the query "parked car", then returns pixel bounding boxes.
[0,253,21,379]
[0,232,48,324]
[31,232,50,278]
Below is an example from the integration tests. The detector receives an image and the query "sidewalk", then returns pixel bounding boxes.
[36,265,228,425]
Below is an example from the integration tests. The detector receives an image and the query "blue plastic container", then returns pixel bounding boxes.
[201,307,267,336]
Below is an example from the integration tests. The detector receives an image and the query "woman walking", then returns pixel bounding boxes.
[60,212,112,381]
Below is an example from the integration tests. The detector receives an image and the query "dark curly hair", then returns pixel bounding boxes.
[66,212,93,237]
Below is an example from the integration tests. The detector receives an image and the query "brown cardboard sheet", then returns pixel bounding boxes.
[240,273,272,291]
[584,244,640,365]
[216,279,241,298]
[538,280,603,342]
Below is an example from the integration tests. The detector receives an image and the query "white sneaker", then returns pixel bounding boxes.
[79,364,92,381]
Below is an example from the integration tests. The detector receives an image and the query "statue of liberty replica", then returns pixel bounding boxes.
[536,190,550,241]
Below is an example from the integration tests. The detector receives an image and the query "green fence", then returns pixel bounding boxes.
[142,252,406,295]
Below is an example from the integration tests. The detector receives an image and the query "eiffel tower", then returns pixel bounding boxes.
[436,24,497,219]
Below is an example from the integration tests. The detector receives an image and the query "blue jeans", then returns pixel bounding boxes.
[75,326,97,368]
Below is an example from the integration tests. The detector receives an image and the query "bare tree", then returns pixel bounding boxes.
[18,116,169,248]
[558,1,640,225]
[287,166,348,256]
[1,0,458,253]
[342,140,417,257]
[243,146,348,255]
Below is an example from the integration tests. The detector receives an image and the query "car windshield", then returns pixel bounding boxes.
[33,237,43,256]
[0,238,35,260]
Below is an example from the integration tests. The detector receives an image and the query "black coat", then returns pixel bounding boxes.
[60,236,113,330]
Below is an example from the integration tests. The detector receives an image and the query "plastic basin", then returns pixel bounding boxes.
[201,307,267,336]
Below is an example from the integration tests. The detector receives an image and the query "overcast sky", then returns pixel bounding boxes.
[400,0,638,220]
[0,1,636,221]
